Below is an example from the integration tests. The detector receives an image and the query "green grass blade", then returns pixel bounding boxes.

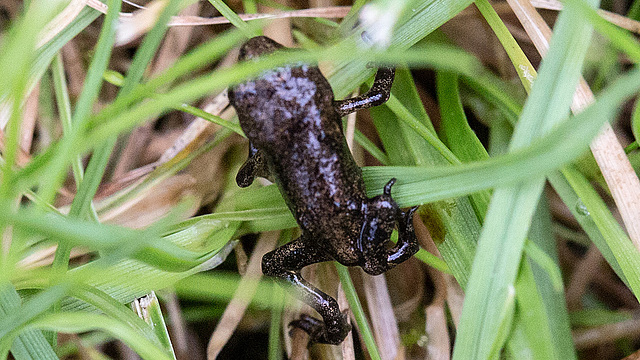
[27,313,173,360]
[353,129,390,165]
[52,54,86,190]
[66,284,159,342]
[0,285,69,343]
[440,63,573,358]
[452,1,598,357]
[173,272,275,308]
[436,71,491,219]
[58,223,239,311]
[565,0,640,62]
[132,293,177,360]
[0,0,56,201]
[329,0,475,98]
[2,206,234,272]
[0,284,58,360]
[462,73,523,125]
[507,200,576,360]
[474,0,535,92]
[37,0,121,205]
[524,198,576,359]
[268,282,284,360]
[633,100,640,147]
[507,262,557,360]
[68,0,183,221]
[179,104,245,136]
[72,0,186,229]
[31,7,101,95]
[335,265,381,360]
[385,93,460,165]
[557,167,640,298]
[206,0,259,37]
[362,65,640,206]
[371,68,480,288]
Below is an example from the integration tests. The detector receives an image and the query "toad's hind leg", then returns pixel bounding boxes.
[262,234,351,345]
[236,142,270,187]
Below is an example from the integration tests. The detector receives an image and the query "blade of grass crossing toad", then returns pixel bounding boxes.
[452,1,598,358]
[361,64,640,205]
[55,44,469,164]
[17,41,469,195]
[0,284,58,360]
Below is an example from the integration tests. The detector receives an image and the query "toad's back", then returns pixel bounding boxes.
[229,58,367,238]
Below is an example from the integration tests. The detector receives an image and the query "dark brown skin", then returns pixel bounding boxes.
[229,36,419,345]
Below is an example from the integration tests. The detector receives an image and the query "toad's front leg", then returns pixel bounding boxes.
[262,234,351,345]
[360,179,420,275]
[387,206,419,266]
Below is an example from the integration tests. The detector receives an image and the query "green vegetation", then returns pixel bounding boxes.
[2,0,640,359]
